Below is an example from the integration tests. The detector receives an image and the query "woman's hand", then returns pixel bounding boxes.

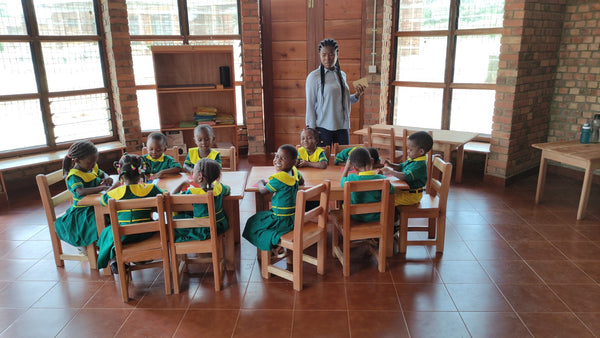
[354,84,365,99]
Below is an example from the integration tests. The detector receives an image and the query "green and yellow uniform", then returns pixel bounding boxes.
[142,153,181,174]
[334,147,358,165]
[184,148,221,167]
[340,171,395,222]
[54,164,106,247]
[394,155,427,206]
[242,167,303,251]
[297,146,328,163]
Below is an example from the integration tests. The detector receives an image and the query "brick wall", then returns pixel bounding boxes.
[488,0,566,184]
[549,2,600,142]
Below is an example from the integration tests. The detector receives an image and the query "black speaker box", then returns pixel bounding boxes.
[219,66,231,88]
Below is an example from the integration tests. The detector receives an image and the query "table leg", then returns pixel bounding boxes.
[577,164,595,220]
[0,171,7,204]
[386,196,395,257]
[223,199,240,243]
[455,145,464,183]
[534,156,548,204]
[93,205,112,275]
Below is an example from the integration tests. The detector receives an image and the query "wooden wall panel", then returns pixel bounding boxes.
[272,60,308,80]
[272,22,306,41]
[336,39,361,60]
[274,116,306,133]
[325,20,362,39]
[271,1,306,21]
[273,98,305,116]
[271,41,307,60]
[272,80,305,98]
[325,0,362,19]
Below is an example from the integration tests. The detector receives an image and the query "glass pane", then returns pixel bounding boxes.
[188,0,239,35]
[131,40,181,86]
[0,100,46,151]
[450,89,494,134]
[393,87,442,129]
[42,42,104,92]
[398,0,450,32]
[0,43,38,95]
[51,93,111,143]
[396,36,446,82]
[0,1,27,34]
[127,0,180,36]
[34,0,97,36]
[137,89,160,131]
[454,35,501,84]
[458,0,504,30]
[235,84,243,125]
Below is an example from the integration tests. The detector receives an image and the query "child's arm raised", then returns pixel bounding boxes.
[341,160,352,178]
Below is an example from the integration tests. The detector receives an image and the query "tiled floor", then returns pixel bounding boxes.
[1,156,600,337]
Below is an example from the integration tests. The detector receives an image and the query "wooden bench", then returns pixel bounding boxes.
[463,141,491,173]
[0,141,126,201]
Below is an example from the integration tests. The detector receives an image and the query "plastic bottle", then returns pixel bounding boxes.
[580,123,591,144]
[591,114,600,143]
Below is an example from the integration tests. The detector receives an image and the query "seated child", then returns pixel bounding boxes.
[379,131,433,207]
[143,132,182,179]
[184,124,221,172]
[174,158,231,242]
[341,147,394,222]
[96,154,164,272]
[334,146,382,168]
[55,140,116,249]
[297,127,328,169]
[242,144,304,257]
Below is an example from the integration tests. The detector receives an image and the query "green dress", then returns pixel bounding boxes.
[340,170,395,222]
[174,182,231,242]
[184,148,221,167]
[242,167,302,251]
[54,164,106,247]
[142,153,181,174]
[334,147,358,165]
[96,183,164,268]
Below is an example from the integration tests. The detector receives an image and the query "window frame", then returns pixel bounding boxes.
[390,0,502,133]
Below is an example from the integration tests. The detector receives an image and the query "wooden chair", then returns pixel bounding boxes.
[330,179,392,276]
[402,128,434,192]
[213,146,237,171]
[142,145,180,159]
[36,170,98,269]
[260,181,330,291]
[367,126,402,163]
[164,191,234,293]
[396,155,452,253]
[107,195,172,302]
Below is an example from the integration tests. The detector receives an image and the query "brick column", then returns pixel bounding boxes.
[100,0,142,153]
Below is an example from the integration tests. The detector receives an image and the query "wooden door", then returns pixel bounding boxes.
[262,0,364,153]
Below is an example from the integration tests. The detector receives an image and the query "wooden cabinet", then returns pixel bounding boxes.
[151,45,237,151]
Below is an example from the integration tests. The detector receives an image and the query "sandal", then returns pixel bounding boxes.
[271,246,286,259]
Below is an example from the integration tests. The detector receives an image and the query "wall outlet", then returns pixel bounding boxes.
[368,65,377,73]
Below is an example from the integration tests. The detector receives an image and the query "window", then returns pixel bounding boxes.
[126,0,243,131]
[0,0,113,154]
[392,0,503,135]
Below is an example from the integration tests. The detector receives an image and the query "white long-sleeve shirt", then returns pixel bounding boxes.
[305,67,359,131]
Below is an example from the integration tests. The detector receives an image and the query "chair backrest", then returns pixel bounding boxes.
[342,178,391,227]
[36,169,72,225]
[213,146,237,171]
[367,126,398,162]
[293,180,330,241]
[164,191,218,246]
[402,128,434,191]
[429,155,452,212]
[295,144,331,164]
[332,143,368,156]
[142,146,181,166]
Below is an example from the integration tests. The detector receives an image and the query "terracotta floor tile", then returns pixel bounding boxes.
[492,223,544,242]
[532,225,590,242]
[573,260,600,284]
[16,259,73,281]
[552,241,600,261]
[446,210,489,225]
[83,282,143,308]
[345,283,400,311]
[0,240,23,259]
[479,260,543,284]
[466,197,509,211]
[190,280,247,309]
[341,258,394,284]
[0,280,56,308]
[520,312,594,337]
[33,281,104,308]
[233,309,293,337]
[136,281,197,309]
[115,309,185,337]
[497,284,569,313]
[4,240,52,260]
[509,240,567,260]
[0,308,26,332]
[403,311,470,338]
[294,282,346,310]
[453,224,501,241]
[527,260,595,284]
[465,240,520,260]
[395,283,456,311]
[481,210,526,225]
[549,284,600,312]
[460,312,530,337]
[0,258,38,281]
[241,282,295,309]
[0,224,45,241]
[292,310,349,338]
[436,261,491,284]
[576,312,600,337]
[1,308,77,337]
[56,308,132,338]
[348,311,409,338]
[446,284,511,312]
[429,240,476,261]
[388,261,442,284]
[175,309,239,337]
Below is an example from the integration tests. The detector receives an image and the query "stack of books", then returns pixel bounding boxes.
[193,106,218,125]
[215,113,235,125]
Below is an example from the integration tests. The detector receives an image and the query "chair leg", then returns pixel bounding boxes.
[343,234,350,277]
[171,249,181,294]
[428,218,436,239]
[212,241,222,291]
[436,215,446,253]
[293,247,303,291]
[162,256,172,295]
[317,232,326,275]
[331,222,339,258]
[225,229,235,271]
[86,244,98,269]
[117,260,129,302]
[49,230,65,267]
[399,214,409,254]
[260,250,270,279]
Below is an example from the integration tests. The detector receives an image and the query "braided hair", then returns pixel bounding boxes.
[194,158,221,190]
[318,38,345,111]
[114,153,147,184]
[62,140,98,178]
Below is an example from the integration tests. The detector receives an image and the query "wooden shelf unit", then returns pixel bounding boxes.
[151,45,238,150]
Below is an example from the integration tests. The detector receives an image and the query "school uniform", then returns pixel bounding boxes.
[96,183,164,268]
[297,146,328,163]
[394,155,427,206]
[184,148,221,167]
[340,171,395,222]
[174,182,231,242]
[334,147,358,165]
[242,167,303,251]
[54,164,105,247]
[142,153,181,174]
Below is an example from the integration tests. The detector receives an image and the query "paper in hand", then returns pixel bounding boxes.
[352,77,368,89]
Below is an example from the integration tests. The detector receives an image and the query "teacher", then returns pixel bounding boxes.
[305,38,365,147]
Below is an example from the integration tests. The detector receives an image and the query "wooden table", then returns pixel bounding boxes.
[532,140,600,220]
[354,124,479,183]
[245,166,409,256]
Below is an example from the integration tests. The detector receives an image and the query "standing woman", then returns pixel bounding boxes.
[305,38,365,147]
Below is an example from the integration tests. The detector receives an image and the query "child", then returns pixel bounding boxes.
[96,154,164,272]
[297,127,328,169]
[242,144,304,257]
[175,158,231,242]
[334,146,382,168]
[184,124,221,172]
[143,132,182,179]
[341,147,394,222]
[379,131,433,206]
[54,140,116,249]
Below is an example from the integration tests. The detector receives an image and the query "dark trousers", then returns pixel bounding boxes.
[316,127,350,147]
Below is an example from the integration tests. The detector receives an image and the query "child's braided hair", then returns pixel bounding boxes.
[114,153,147,183]
[194,158,222,190]
[62,140,98,178]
